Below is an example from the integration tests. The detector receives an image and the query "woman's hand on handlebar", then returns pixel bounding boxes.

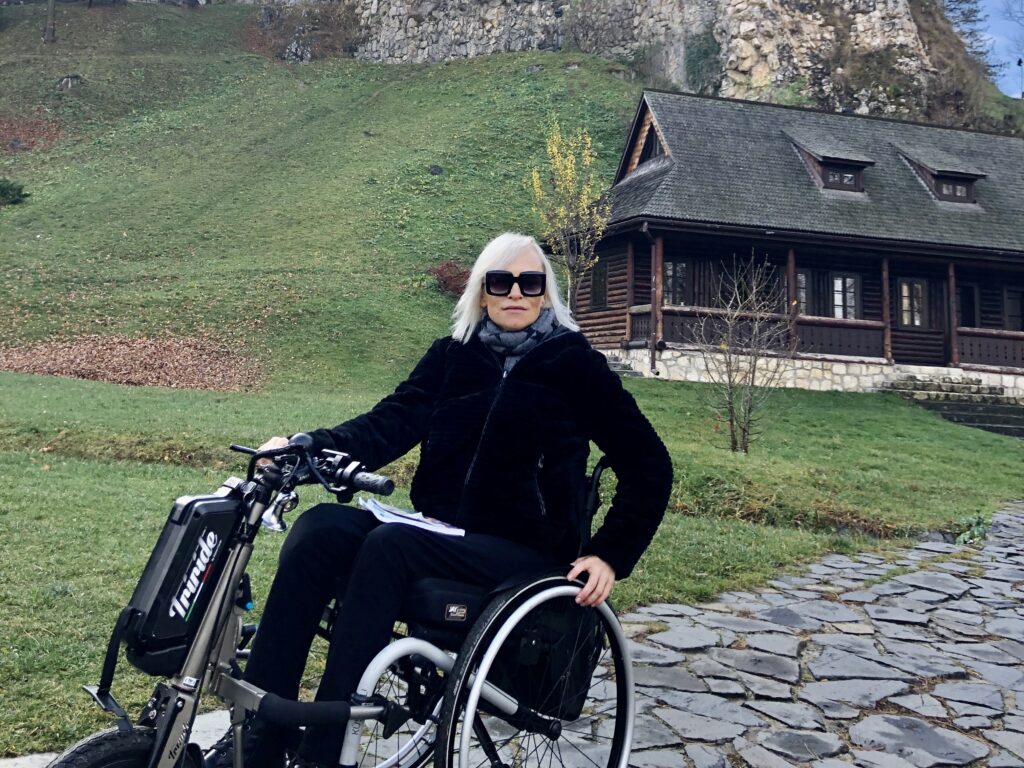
[257,436,291,466]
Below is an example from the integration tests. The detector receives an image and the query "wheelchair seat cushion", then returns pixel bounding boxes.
[401,578,489,632]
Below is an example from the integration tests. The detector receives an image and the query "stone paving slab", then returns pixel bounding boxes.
[620,504,1024,768]
[10,504,1024,768]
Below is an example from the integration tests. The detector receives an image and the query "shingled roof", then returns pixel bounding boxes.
[610,91,1024,255]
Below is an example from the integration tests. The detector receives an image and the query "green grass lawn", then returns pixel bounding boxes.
[2,3,1023,756]
[3,371,1023,754]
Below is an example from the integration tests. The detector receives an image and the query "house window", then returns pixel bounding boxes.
[935,177,974,203]
[823,165,862,191]
[956,283,979,328]
[590,259,608,310]
[1007,288,1023,332]
[663,259,689,305]
[781,270,811,314]
[638,128,663,165]
[831,273,860,319]
[899,279,929,328]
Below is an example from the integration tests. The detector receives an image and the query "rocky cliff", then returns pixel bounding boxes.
[335,0,946,118]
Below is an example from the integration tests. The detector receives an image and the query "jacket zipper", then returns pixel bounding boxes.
[461,366,506,492]
[457,332,575,524]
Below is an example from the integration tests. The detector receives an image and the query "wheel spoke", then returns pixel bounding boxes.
[439,584,628,768]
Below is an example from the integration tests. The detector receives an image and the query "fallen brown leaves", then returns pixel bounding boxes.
[0,335,262,391]
[1,113,62,153]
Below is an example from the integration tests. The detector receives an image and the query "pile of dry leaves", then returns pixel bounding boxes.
[0,335,262,391]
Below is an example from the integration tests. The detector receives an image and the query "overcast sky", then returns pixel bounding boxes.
[983,0,1023,97]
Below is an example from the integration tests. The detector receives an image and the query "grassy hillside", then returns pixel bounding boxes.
[1,2,638,390]
[2,3,1023,756]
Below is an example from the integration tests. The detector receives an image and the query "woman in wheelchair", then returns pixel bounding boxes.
[212,232,673,768]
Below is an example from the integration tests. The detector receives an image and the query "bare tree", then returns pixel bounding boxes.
[690,256,792,454]
[1006,0,1024,33]
[1005,1,1024,72]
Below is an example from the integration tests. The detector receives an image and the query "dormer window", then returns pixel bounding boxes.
[935,177,974,202]
[638,130,663,165]
[621,106,672,177]
[785,128,874,194]
[823,165,863,192]
[898,146,985,205]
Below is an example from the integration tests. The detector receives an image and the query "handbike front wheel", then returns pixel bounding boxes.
[434,577,633,768]
[46,727,201,768]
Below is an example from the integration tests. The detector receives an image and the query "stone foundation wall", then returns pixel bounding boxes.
[614,346,1024,398]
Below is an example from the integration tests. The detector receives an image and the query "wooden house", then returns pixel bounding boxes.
[578,91,1024,392]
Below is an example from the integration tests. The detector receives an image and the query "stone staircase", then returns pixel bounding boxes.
[605,353,642,378]
[881,374,1024,438]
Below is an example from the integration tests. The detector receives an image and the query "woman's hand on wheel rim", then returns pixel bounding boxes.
[566,555,615,607]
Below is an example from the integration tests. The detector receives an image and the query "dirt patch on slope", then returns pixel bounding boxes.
[0,335,261,391]
[1,113,62,153]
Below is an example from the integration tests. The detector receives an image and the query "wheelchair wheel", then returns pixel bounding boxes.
[434,577,632,768]
[356,652,441,768]
[46,727,201,768]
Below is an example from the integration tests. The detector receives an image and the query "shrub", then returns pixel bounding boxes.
[0,178,29,206]
[684,31,722,95]
[429,260,470,298]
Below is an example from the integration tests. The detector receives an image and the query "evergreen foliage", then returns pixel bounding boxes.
[684,31,722,95]
[0,178,29,206]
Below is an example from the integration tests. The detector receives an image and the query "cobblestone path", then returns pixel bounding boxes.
[623,502,1024,768]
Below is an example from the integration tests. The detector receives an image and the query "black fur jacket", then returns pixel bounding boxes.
[307,331,673,578]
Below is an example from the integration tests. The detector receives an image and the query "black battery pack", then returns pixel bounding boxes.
[123,478,245,676]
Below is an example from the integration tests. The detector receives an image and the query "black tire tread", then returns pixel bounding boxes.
[47,728,156,768]
[47,727,198,768]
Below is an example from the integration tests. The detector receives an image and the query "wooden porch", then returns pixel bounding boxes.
[579,233,1024,373]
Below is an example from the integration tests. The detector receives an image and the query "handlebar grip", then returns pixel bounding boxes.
[258,693,350,727]
[351,472,395,496]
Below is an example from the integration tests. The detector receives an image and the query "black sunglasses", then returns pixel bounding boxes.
[484,270,546,297]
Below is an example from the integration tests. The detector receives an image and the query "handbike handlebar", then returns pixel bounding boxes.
[229,434,394,497]
[349,471,395,496]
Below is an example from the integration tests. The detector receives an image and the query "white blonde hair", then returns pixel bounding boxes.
[451,233,579,343]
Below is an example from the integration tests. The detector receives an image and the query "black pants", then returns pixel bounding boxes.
[243,503,554,763]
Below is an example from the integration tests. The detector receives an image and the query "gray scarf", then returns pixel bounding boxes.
[477,308,560,372]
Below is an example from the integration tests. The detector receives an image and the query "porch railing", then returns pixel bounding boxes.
[796,316,885,359]
[628,305,885,359]
[958,327,1024,369]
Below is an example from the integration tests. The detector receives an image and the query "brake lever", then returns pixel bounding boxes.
[261,490,299,532]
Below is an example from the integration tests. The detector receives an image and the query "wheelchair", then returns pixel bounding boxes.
[48,435,634,768]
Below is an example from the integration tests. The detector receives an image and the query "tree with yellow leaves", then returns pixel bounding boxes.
[530,121,611,315]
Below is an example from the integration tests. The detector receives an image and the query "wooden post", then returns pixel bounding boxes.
[881,257,892,363]
[948,262,959,367]
[786,248,798,352]
[624,241,634,345]
[648,237,662,372]
[655,237,665,342]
